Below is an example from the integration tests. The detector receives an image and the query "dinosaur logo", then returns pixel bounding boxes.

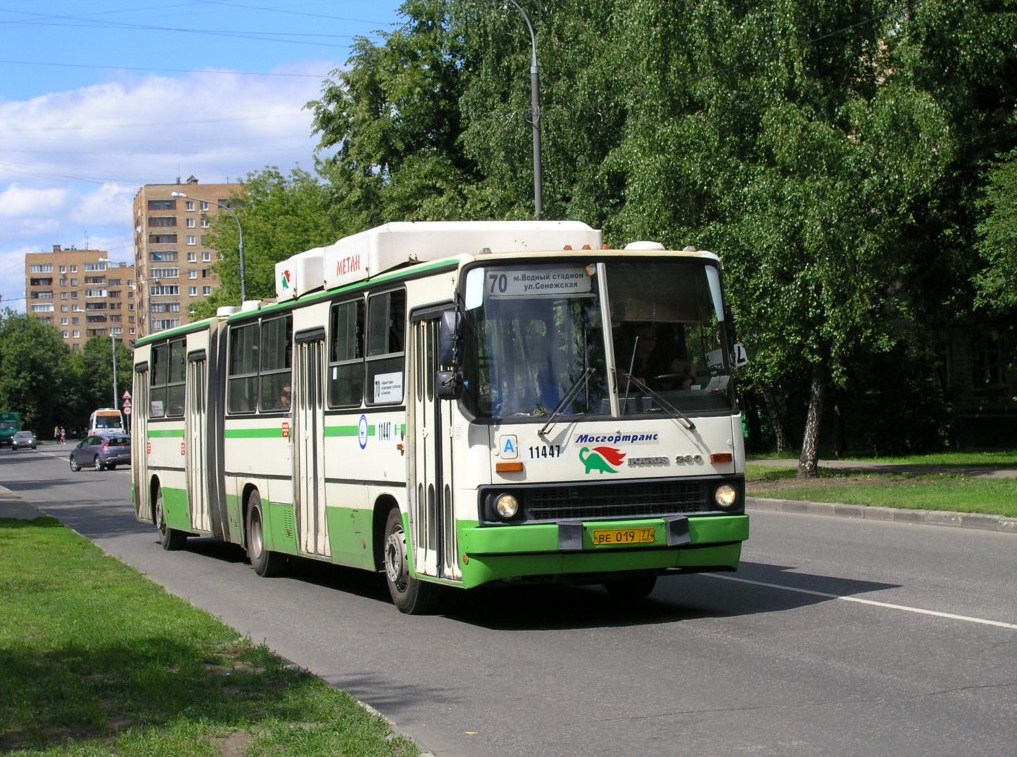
[579,446,626,474]
[280,269,292,289]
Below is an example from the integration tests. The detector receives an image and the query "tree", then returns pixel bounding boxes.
[78,337,132,417]
[308,0,480,224]
[302,0,1017,465]
[974,148,1017,312]
[0,311,76,434]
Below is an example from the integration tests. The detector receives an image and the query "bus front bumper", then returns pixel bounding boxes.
[455,514,749,589]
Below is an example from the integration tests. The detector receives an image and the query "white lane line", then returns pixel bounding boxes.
[705,573,1017,630]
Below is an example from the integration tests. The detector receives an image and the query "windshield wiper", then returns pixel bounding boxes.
[618,373,696,430]
[538,367,595,438]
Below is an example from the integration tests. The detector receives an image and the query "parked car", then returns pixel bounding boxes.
[69,434,131,471]
[11,430,37,450]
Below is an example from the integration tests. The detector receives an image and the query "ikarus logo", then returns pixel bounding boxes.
[579,446,626,475]
[279,269,292,290]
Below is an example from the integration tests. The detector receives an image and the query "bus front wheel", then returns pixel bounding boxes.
[604,572,658,601]
[383,508,440,614]
[246,491,286,577]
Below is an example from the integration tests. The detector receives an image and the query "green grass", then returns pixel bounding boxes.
[746,450,1017,518]
[0,518,417,756]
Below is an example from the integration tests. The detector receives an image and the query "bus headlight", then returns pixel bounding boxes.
[713,484,738,510]
[495,493,520,519]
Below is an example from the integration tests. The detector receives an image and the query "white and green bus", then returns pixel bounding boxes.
[132,221,749,613]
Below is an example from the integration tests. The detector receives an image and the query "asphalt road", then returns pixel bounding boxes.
[2,445,1016,757]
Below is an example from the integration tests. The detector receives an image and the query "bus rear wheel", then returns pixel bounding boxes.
[156,487,187,551]
[383,508,440,614]
[246,490,286,577]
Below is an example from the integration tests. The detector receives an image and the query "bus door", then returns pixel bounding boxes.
[185,350,211,533]
[410,310,459,582]
[133,363,151,522]
[293,329,329,557]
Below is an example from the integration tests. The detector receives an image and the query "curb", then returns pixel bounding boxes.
[747,497,1017,534]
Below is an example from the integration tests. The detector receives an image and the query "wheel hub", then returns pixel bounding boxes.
[385,530,406,586]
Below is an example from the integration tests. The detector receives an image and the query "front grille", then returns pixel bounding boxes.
[523,479,711,522]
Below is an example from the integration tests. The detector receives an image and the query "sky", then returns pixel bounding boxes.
[0,0,405,313]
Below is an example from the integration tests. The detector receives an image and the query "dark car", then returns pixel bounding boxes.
[11,430,37,450]
[69,434,131,471]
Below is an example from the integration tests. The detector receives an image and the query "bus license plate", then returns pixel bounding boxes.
[591,528,656,546]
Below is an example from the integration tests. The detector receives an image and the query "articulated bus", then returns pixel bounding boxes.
[132,221,749,613]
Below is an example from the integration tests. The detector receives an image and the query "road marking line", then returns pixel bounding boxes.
[706,574,1017,630]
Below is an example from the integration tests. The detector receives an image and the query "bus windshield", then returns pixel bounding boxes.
[460,258,734,421]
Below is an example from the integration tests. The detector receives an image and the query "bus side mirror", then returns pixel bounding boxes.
[439,309,461,366]
[435,370,463,400]
[436,308,463,399]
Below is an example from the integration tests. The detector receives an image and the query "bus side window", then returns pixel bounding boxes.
[150,343,168,418]
[366,289,406,405]
[328,298,365,407]
[228,322,258,414]
[259,315,292,412]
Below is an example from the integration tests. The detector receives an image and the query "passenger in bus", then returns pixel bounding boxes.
[280,385,291,411]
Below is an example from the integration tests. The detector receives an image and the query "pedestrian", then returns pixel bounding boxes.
[59,427,66,444]
[53,425,59,443]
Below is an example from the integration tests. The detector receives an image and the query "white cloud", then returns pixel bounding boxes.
[0,185,68,219]
[0,61,340,312]
[71,183,136,229]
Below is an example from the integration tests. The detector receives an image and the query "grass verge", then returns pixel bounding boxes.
[0,517,417,756]
[747,450,1017,518]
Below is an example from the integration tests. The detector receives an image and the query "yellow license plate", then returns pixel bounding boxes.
[591,527,656,546]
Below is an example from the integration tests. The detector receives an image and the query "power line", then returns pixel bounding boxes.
[0,9,391,50]
[0,58,334,80]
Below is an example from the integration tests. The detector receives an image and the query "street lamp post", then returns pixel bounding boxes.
[110,334,118,409]
[504,0,543,219]
[170,191,246,303]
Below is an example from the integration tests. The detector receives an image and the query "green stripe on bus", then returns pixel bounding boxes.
[325,425,362,437]
[147,429,185,438]
[224,428,288,439]
[216,423,407,440]
[322,424,407,438]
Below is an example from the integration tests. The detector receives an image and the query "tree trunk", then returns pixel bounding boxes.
[761,386,793,454]
[797,364,827,479]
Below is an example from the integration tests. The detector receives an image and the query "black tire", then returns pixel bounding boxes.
[604,572,658,601]
[383,508,441,614]
[246,490,286,577]
[156,486,187,551]
[93,455,104,471]
[69,454,81,472]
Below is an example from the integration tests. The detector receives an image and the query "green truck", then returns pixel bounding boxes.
[0,411,21,447]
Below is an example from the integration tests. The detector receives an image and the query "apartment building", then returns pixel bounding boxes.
[25,246,136,351]
[133,177,242,337]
